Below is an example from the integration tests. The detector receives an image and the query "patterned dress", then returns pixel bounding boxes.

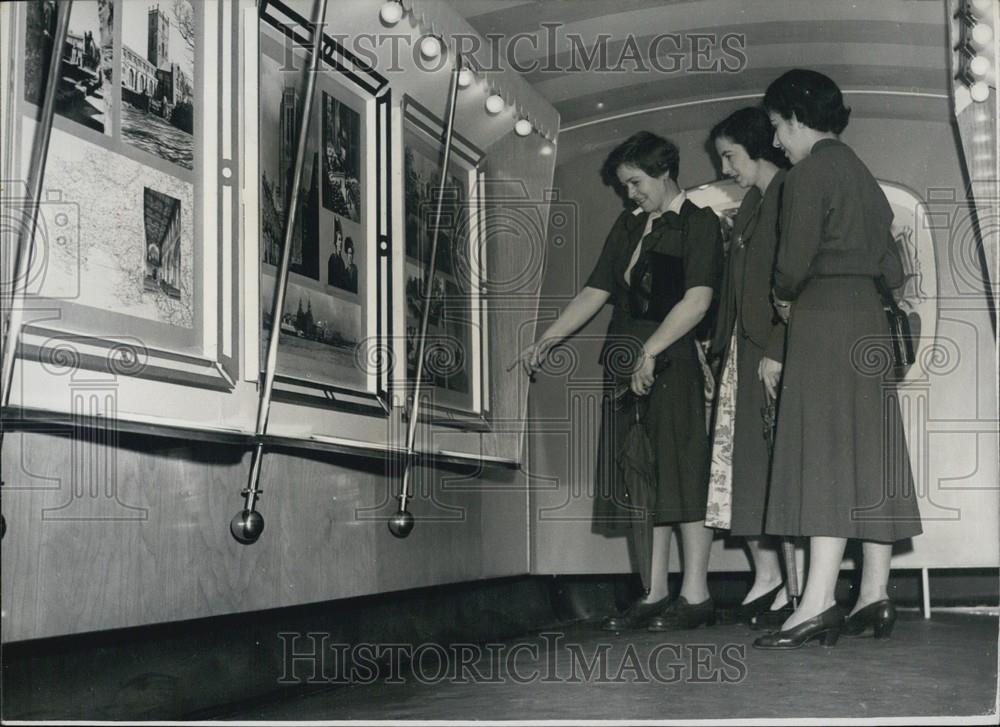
[705,171,787,535]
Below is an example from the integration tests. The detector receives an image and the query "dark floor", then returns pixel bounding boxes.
[219,610,998,722]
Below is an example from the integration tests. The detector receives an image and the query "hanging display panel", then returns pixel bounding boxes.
[258,0,391,413]
[8,0,238,391]
[401,96,489,426]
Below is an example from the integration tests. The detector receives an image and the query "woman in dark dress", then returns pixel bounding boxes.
[754,70,922,649]
[705,107,792,625]
[516,132,722,632]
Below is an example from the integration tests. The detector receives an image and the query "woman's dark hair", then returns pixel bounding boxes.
[600,131,680,187]
[763,69,851,134]
[709,107,789,169]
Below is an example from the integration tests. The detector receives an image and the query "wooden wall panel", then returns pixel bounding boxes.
[1,431,528,642]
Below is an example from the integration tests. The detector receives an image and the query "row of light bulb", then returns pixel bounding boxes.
[380,0,543,139]
[962,0,996,103]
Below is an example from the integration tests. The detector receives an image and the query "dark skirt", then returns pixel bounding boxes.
[592,348,710,531]
[765,277,922,542]
[728,335,773,536]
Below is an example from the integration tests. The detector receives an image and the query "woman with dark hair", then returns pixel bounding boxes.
[705,107,792,627]
[753,69,922,649]
[515,131,723,632]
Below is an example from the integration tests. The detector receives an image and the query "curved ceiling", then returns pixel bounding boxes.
[450,0,953,164]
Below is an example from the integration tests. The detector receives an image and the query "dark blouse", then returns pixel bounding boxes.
[585,199,723,363]
[774,138,902,301]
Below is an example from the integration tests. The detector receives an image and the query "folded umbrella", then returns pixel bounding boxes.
[762,387,800,609]
[617,390,656,595]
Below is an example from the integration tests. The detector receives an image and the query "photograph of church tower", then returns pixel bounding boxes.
[260,54,319,281]
[120,1,195,170]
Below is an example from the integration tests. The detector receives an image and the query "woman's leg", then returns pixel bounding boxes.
[781,535,846,630]
[850,541,892,615]
[677,520,713,604]
[743,536,783,604]
[639,524,672,603]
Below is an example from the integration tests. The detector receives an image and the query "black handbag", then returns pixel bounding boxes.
[874,275,915,369]
[628,249,686,322]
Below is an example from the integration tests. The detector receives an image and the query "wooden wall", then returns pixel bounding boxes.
[1,428,528,642]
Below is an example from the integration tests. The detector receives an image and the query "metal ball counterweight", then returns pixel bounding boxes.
[388,509,414,538]
[230,509,265,544]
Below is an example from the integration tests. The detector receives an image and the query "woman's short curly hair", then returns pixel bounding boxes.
[600,131,680,187]
[709,107,790,169]
[763,69,851,135]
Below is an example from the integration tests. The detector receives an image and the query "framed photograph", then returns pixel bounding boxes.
[120,0,195,170]
[7,0,239,391]
[402,96,489,425]
[257,0,391,413]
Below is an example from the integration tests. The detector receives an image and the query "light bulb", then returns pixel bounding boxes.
[970,55,992,78]
[379,1,403,26]
[485,94,504,114]
[420,35,442,60]
[970,81,991,102]
[458,69,474,88]
[514,119,532,136]
[972,23,994,51]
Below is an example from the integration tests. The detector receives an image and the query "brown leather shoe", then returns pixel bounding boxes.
[600,595,672,632]
[647,596,716,631]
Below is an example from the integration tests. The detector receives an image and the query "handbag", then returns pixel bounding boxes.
[874,275,915,369]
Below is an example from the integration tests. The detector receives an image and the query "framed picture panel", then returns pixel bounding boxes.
[401,96,489,427]
[6,0,239,391]
[257,0,392,414]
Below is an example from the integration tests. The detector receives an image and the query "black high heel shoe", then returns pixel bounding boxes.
[748,602,794,631]
[733,583,784,624]
[600,594,672,632]
[843,599,896,639]
[752,605,844,650]
[647,596,716,631]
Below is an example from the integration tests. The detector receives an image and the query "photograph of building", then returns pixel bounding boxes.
[142,186,182,300]
[120,1,195,170]
[260,54,320,280]
[23,0,113,134]
[321,91,362,222]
